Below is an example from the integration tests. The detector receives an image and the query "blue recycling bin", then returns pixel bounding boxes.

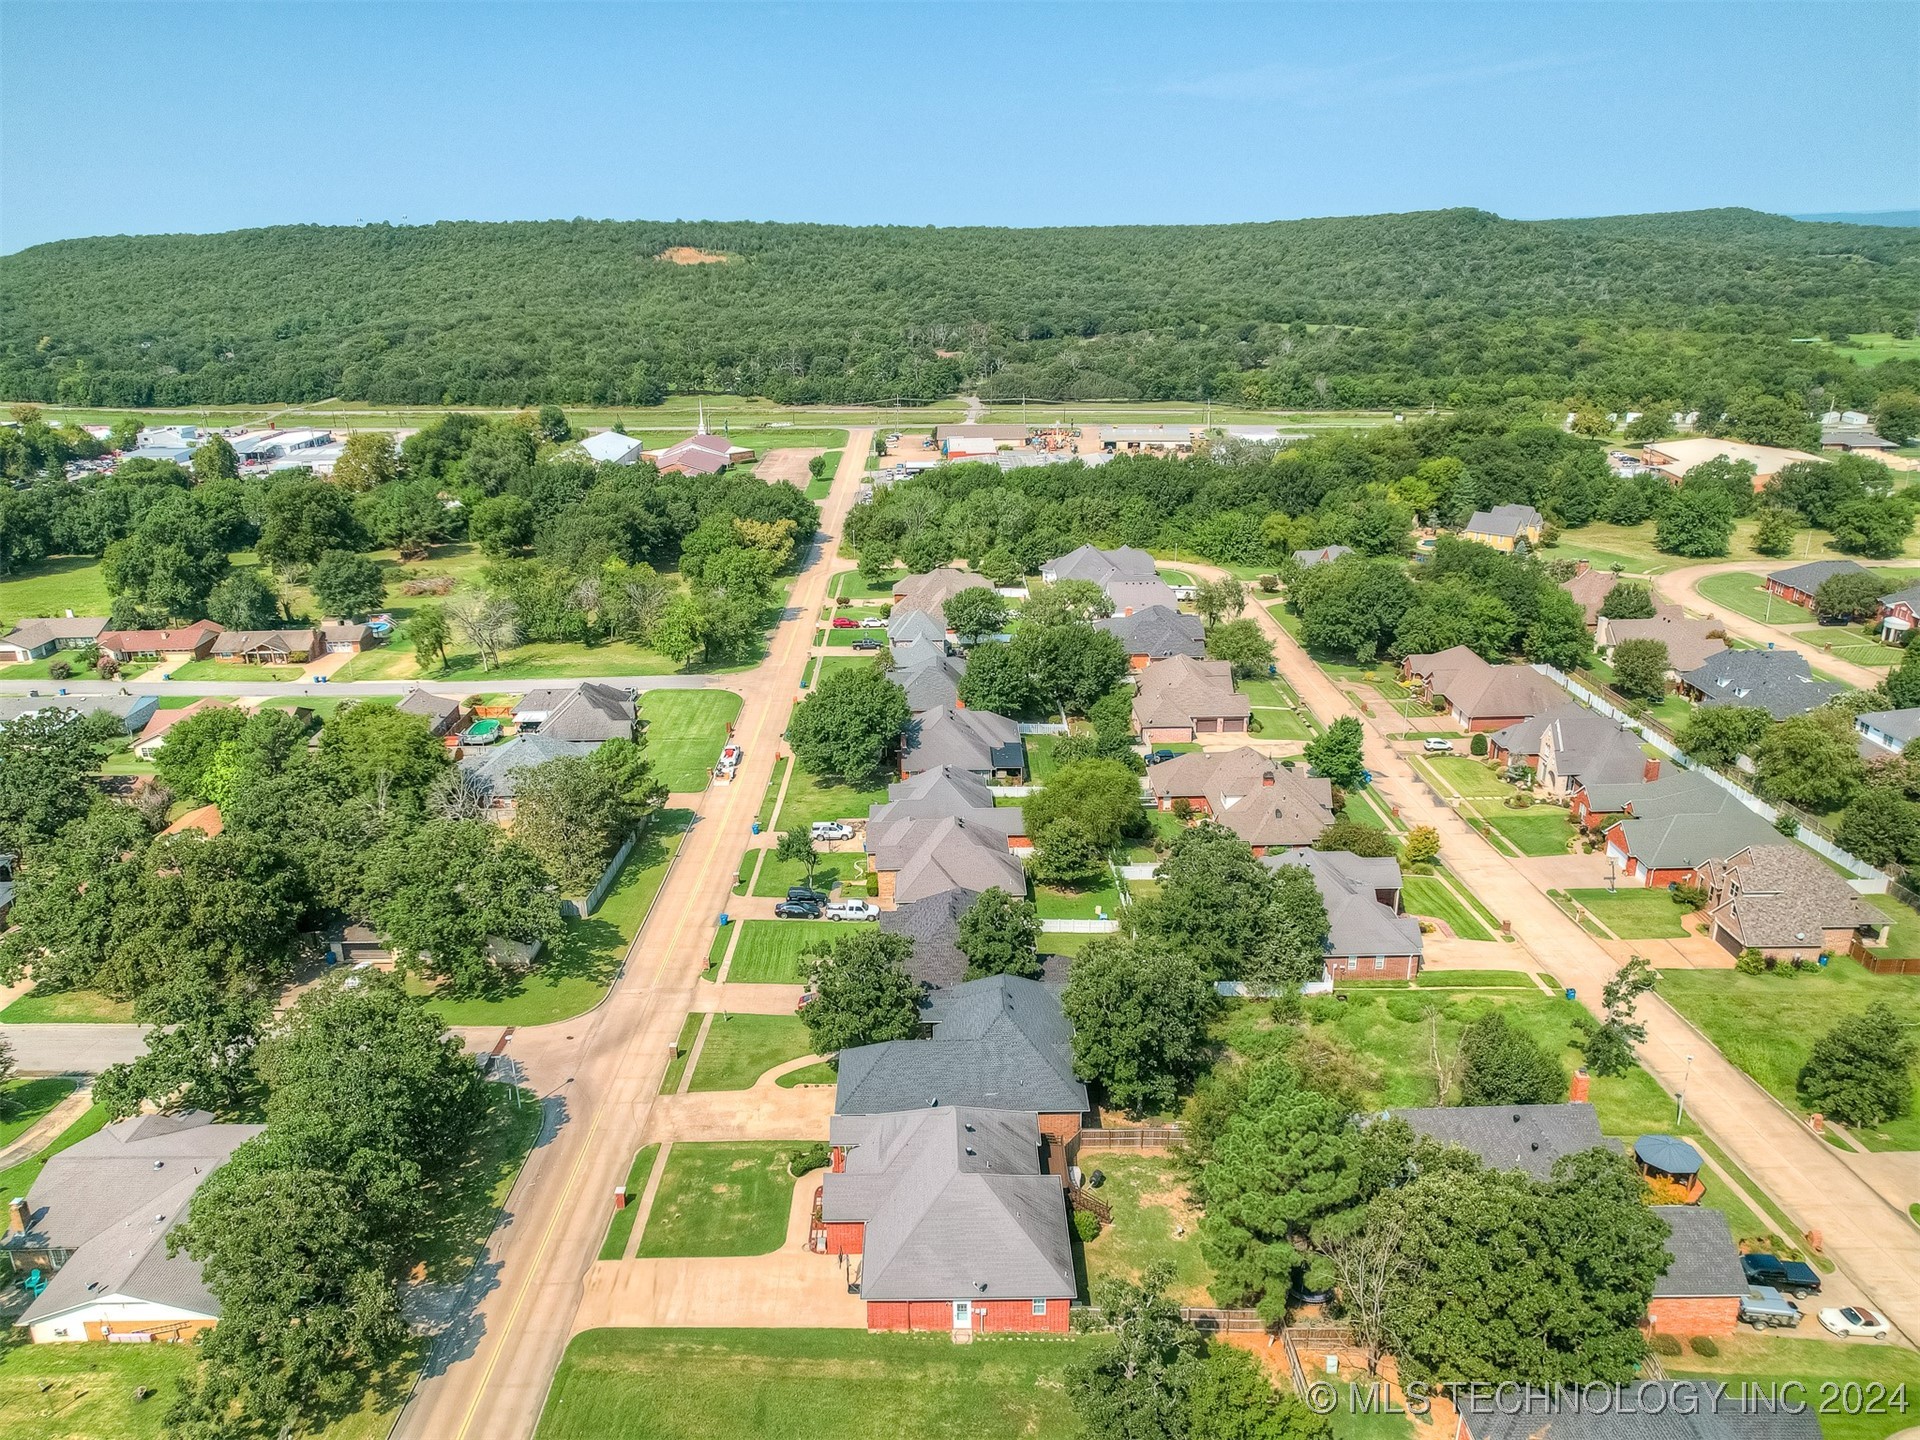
[1564,988,1576,1002]
[718,913,730,928]
[751,821,761,836]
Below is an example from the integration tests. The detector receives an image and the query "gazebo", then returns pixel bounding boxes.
[1635,1134,1705,1203]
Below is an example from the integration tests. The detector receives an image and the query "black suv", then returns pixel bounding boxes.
[1740,1253,1822,1296]
[774,899,823,919]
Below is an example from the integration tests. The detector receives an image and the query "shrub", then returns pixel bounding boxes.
[95,655,120,679]
[46,659,71,680]
[788,1142,832,1177]
[1257,574,1280,593]
[1774,813,1800,838]
[1470,733,1488,757]
[1072,1209,1102,1242]
[1171,797,1194,822]
[865,872,879,898]
[1735,949,1766,976]
[1689,1336,1719,1358]
[1671,881,1709,909]
[1651,1333,1683,1357]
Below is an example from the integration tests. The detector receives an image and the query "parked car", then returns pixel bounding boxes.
[1739,1285,1802,1329]
[774,900,823,920]
[1820,1306,1890,1340]
[787,885,830,905]
[1422,737,1455,753]
[717,743,743,776]
[826,899,878,921]
[831,616,858,629]
[794,991,816,1012]
[811,820,855,841]
[860,617,888,628]
[1741,1253,1821,1296]
[851,638,882,650]
[1145,749,1178,765]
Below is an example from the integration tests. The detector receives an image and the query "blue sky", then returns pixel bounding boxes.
[3,1,1915,252]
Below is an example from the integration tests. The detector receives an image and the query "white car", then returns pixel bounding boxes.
[1819,1306,1891,1340]
[1422,737,1455,754]
[810,821,855,841]
[825,899,878,921]
[860,617,888,628]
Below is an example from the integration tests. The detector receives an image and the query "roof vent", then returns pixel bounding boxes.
[977,1281,988,1292]
[965,1147,976,1156]
[152,1160,164,1170]
[928,1097,938,1107]
[1530,1142,1539,1151]
[1511,1114,1521,1123]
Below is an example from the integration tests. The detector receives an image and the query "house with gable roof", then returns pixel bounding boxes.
[1095,605,1205,669]
[1147,747,1334,853]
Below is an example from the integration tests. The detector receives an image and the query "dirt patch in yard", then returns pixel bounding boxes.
[659,246,728,265]
[755,447,823,484]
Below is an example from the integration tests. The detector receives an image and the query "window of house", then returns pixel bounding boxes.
[1032,1299,1047,1316]
[1374,956,1386,971]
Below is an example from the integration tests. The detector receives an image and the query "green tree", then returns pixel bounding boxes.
[1062,936,1213,1116]
[1252,861,1332,991]
[1312,821,1399,859]
[1623,410,1671,443]
[1068,1263,1204,1440]
[1889,644,1920,710]
[1288,556,1415,661]
[1027,817,1107,886]
[1193,576,1248,627]
[109,414,143,450]
[331,430,399,492]
[1654,485,1736,557]
[1814,570,1890,623]
[1675,705,1771,767]
[1459,1011,1567,1106]
[1837,787,1920,867]
[511,755,634,893]
[537,403,572,442]
[1799,1003,1916,1126]
[309,548,387,619]
[1011,623,1130,715]
[207,567,283,629]
[942,586,1010,642]
[1020,578,1113,627]
[1609,637,1671,701]
[1755,710,1865,811]
[469,493,538,555]
[316,701,447,804]
[1186,1345,1333,1440]
[1726,394,1817,451]
[257,477,368,570]
[0,711,118,858]
[1305,715,1366,787]
[1137,821,1281,978]
[1205,617,1275,678]
[1582,953,1656,1076]
[1598,582,1656,621]
[786,665,911,784]
[650,594,707,667]
[1752,505,1798,557]
[191,432,239,483]
[410,601,450,670]
[774,827,819,891]
[1877,391,1920,446]
[801,928,920,1054]
[1023,758,1147,849]
[1404,825,1441,865]
[954,639,1035,713]
[1521,585,1593,670]
[955,887,1041,979]
[1830,497,1914,558]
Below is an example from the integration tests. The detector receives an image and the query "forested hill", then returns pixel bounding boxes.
[3,207,1917,411]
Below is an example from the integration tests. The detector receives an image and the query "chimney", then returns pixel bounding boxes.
[7,1197,28,1235]
[1573,559,1590,578]
[1643,757,1661,782]
[831,1146,846,1174]
[1570,1068,1591,1104]
[1262,771,1275,788]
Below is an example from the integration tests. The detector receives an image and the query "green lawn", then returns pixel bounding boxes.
[598,1144,661,1260]
[1476,807,1572,857]
[1251,707,1313,741]
[1672,1333,1920,1440]
[0,1104,110,1212]
[1865,893,1920,958]
[1413,970,1532,988]
[777,1060,837,1088]
[418,811,689,1025]
[1079,1153,1214,1304]
[1824,332,1920,368]
[757,755,788,831]
[0,1077,77,1150]
[635,1143,802,1258]
[0,987,135,1022]
[1424,756,1509,798]
[724,919,861,984]
[1567,887,1692,939]
[169,658,306,682]
[769,761,891,834]
[0,1331,195,1440]
[0,555,112,627]
[1400,876,1494,942]
[750,845,861,899]
[535,1328,1091,1440]
[832,567,902,600]
[1035,877,1121,921]
[1660,963,1920,1150]
[414,1080,545,1285]
[660,1013,704,1093]
[1696,570,1798,624]
[688,1014,817,1091]
[1025,732,1070,783]
[637,690,743,792]
[1784,625,1906,668]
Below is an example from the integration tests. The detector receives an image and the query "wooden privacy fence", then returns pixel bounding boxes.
[1067,1187,1113,1224]
[1851,939,1920,975]
[1180,1307,1267,1334]
[1077,1126,1185,1150]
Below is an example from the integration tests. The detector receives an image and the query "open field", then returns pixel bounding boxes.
[1659,964,1920,1151]
[637,689,743,791]
[0,555,113,627]
[635,1143,802,1258]
[688,1014,816,1091]
[1821,333,1920,368]
[535,1328,1092,1440]
[416,811,689,1026]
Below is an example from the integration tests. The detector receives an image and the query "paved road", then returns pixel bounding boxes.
[0,674,720,700]
[1657,555,1914,690]
[387,431,872,1440]
[0,1022,148,1073]
[1225,569,1920,1346]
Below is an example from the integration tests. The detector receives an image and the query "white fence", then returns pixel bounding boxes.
[1040,918,1120,933]
[1531,665,1884,887]
[561,828,640,919]
[1115,862,1158,880]
[1018,722,1069,735]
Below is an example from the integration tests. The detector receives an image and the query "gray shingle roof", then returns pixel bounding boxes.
[1265,848,1422,961]
[1463,503,1543,540]
[457,735,600,800]
[1597,613,1727,672]
[900,707,1024,776]
[1389,1103,1613,1179]
[870,814,1027,904]
[1649,1206,1745,1300]
[1132,655,1251,730]
[877,887,1072,991]
[1880,584,1920,611]
[887,610,948,647]
[835,975,1088,1117]
[1094,605,1205,660]
[1858,709,1920,748]
[1768,558,1866,593]
[1403,647,1566,722]
[822,1107,1075,1303]
[1041,545,1160,587]
[1463,1384,1819,1440]
[887,652,967,713]
[9,1110,263,1327]
[396,688,462,727]
[1681,650,1847,720]
[517,682,634,741]
[1614,798,1783,874]
[1293,545,1353,569]
[891,568,990,618]
[1104,578,1181,614]
[0,615,108,651]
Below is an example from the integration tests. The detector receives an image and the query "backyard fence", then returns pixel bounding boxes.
[1067,1187,1113,1224]
[1850,940,1920,975]
[1077,1126,1185,1151]
[1180,1307,1268,1335]
[1039,918,1120,933]
[561,827,640,920]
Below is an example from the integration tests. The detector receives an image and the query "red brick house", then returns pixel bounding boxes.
[1879,583,1920,644]
[1572,771,1780,887]
[1146,746,1335,854]
[1400,647,1564,732]
[1646,1204,1744,1337]
[821,1106,1076,1335]
[1764,558,1866,609]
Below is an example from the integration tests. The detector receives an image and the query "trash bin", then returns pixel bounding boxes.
[751,822,761,836]
[1564,988,1576,1002]
[719,913,730,928]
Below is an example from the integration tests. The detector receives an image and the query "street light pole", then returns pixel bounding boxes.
[1676,1053,1694,1125]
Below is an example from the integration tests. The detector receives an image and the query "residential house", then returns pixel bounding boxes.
[1679,650,1847,720]
[650,431,753,476]
[820,1106,1076,1335]
[1098,424,1192,454]
[132,698,228,759]
[890,567,991,620]
[1293,545,1353,570]
[395,687,466,737]
[1265,847,1423,980]
[1641,437,1822,488]
[878,888,1071,991]
[514,682,635,741]
[1104,577,1182,615]
[1147,747,1335,853]
[1878,583,1920,643]
[1094,605,1206,668]
[1531,709,1660,797]
[1593,612,1727,676]
[899,707,1025,780]
[1460,504,1543,552]
[1132,654,1251,742]
[1647,1205,1746,1336]
[887,650,968,713]
[322,919,542,971]
[318,622,376,654]
[1400,647,1566,731]
[869,766,1025,840]
[1702,844,1887,961]
[4,1110,262,1344]
[1387,1102,1611,1180]
[1857,708,1920,757]
[577,430,647,465]
[1822,425,1897,455]
[96,621,222,666]
[866,813,1025,908]
[1460,1383,1818,1440]
[1558,560,1620,626]
[161,803,223,839]
[1573,769,1783,888]
[210,629,319,665]
[0,693,157,734]
[456,734,602,812]
[1039,544,1160,589]
[887,608,950,655]
[0,614,108,663]
[835,975,1089,1142]
[1765,558,1866,609]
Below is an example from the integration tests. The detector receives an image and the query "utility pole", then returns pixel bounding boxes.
[1675,1053,1694,1124]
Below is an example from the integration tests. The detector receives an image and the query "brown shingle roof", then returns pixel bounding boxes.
[1132,655,1250,730]
[1147,747,1334,849]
